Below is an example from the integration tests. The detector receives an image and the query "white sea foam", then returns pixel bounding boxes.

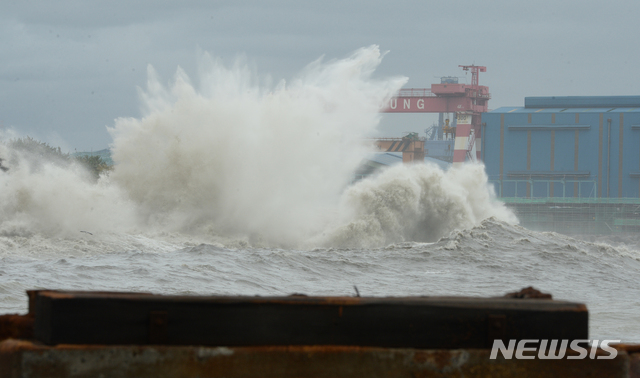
[0,46,515,249]
[0,47,637,343]
[0,145,137,239]
[319,163,518,248]
[107,46,406,246]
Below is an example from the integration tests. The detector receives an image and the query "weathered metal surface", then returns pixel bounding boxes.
[0,339,632,378]
[0,291,636,377]
[32,290,588,348]
[615,345,640,378]
[504,286,553,299]
[0,315,33,342]
[630,353,640,378]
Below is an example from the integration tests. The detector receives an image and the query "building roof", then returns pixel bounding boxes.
[489,106,640,114]
[489,96,640,114]
[525,96,640,109]
[367,152,403,166]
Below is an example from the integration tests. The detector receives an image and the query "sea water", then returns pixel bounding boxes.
[0,46,638,341]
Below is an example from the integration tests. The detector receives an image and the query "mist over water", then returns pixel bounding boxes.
[0,46,638,342]
[0,45,514,246]
[108,46,406,245]
[323,163,517,248]
[0,142,137,238]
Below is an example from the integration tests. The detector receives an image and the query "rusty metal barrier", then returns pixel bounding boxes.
[0,289,638,377]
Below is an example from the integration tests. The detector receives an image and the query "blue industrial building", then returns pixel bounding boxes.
[482,96,640,199]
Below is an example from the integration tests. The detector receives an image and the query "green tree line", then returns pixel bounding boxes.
[1,136,111,179]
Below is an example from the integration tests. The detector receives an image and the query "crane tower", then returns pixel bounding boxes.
[381,65,490,166]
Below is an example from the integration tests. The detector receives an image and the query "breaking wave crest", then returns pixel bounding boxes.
[319,163,517,248]
[107,45,407,246]
[0,46,516,249]
[0,142,137,238]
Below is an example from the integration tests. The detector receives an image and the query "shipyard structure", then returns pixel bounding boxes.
[374,67,639,234]
[482,96,640,234]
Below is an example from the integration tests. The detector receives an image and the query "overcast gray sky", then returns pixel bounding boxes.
[2,0,639,151]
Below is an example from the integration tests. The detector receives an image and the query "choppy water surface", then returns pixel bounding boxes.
[1,218,639,341]
[0,46,638,342]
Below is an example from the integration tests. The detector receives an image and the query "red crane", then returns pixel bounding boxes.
[381,65,490,164]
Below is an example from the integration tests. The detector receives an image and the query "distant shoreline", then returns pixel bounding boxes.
[72,149,113,166]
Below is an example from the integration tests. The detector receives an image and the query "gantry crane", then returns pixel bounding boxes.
[381,65,490,165]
